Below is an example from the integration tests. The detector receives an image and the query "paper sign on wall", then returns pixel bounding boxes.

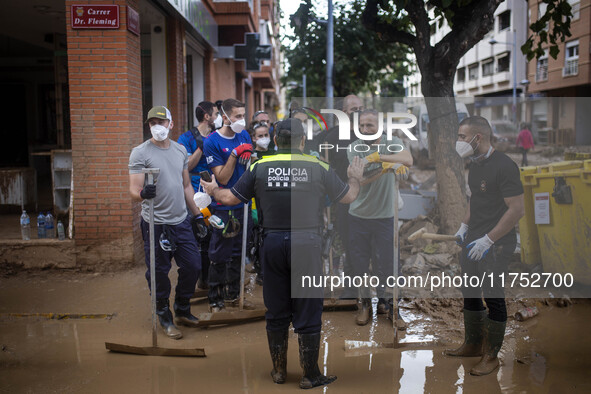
[534,192,550,224]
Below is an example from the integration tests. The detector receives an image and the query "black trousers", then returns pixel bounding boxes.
[460,235,516,322]
[261,231,324,334]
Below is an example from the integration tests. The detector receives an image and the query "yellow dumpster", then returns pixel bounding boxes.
[522,160,591,285]
[519,166,541,265]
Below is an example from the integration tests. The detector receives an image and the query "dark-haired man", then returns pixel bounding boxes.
[446,115,524,376]
[178,101,217,289]
[203,98,254,312]
[201,118,364,389]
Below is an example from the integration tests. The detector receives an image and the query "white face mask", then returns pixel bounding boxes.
[193,191,212,209]
[221,107,245,133]
[455,135,477,158]
[151,124,170,141]
[229,118,246,133]
[213,114,223,129]
[256,137,271,150]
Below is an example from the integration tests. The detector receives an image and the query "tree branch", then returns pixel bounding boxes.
[361,0,417,49]
[436,0,503,68]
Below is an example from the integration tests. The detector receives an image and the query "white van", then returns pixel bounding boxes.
[408,102,469,167]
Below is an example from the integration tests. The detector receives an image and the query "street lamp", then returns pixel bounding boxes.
[489,29,518,124]
[290,0,334,119]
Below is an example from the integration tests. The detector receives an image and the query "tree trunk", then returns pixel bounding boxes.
[422,77,467,234]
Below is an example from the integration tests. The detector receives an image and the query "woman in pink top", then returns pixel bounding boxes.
[516,123,535,166]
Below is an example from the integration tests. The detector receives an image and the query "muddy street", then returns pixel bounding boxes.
[0,268,589,393]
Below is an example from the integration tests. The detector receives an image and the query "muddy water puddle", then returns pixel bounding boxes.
[1,270,590,392]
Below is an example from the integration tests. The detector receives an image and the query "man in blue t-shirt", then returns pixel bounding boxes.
[177,101,217,291]
[177,101,218,191]
[203,98,254,312]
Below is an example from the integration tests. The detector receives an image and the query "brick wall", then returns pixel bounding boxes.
[167,18,187,141]
[66,0,144,269]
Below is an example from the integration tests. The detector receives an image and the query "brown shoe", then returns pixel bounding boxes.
[355,300,371,326]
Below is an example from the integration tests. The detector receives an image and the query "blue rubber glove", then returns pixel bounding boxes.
[467,234,494,261]
[455,223,469,245]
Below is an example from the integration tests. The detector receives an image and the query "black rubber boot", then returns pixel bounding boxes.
[298,333,337,389]
[267,329,289,384]
[173,297,200,327]
[355,298,372,326]
[470,318,506,376]
[445,309,486,357]
[156,298,182,339]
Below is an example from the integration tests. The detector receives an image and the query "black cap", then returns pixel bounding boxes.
[276,118,304,135]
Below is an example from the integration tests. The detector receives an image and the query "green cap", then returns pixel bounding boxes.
[146,106,172,122]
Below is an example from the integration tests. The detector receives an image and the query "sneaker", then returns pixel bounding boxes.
[208,303,225,313]
[226,298,257,310]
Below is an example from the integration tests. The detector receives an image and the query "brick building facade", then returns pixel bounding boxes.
[0,0,281,269]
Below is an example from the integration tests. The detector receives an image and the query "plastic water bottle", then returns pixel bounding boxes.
[45,212,55,238]
[20,210,31,240]
[37,212,46,239]
[57,220,65,241]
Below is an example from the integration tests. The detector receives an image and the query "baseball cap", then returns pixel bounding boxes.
[146,106,172,122]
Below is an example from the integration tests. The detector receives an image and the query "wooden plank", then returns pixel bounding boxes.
[105,342,206,357]
[194,309,266,327]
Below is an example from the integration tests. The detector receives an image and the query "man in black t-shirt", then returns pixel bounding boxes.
[445,116,524,377]
[201,119,364,389]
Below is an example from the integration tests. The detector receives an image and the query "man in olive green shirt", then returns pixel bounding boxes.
[346,109,413,326]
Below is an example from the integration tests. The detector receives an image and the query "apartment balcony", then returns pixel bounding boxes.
[493,71,511,85]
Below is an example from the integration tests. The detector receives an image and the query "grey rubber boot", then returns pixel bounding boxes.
[173,297,200,327]
[445,309,486,357]
[156,298,182,339]
[355,298,372,326]
[470,318,506,376]
[267,329,289,384]
[298,333,337,389]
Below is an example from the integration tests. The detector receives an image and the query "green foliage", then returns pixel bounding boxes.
[522,0,573,61]
[282,0,411,101]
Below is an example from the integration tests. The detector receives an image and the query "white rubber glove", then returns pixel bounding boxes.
[467,234,494,261]
[455,222,469,245]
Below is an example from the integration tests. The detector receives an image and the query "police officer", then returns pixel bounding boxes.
[201,119,364,389]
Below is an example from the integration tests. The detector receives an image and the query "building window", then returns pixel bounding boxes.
[457,67,466,83]
[497,53,510,72]
[563,40,579,76]
[468,64,478,80]
[568,0,580,20]
[482,59,494,76]
[536,50,548,82]
[538,2,549,30]
[498,10,511,31]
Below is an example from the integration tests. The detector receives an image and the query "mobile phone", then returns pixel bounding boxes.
[199,171,212,182]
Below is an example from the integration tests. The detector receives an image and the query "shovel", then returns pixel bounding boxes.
[105,168,205,357]
[344,176,440,352]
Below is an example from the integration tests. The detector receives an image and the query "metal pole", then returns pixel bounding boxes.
[512,29,517,125]
[326,0,334,124]
[303,73,307,108]
[142,168,160,348]
[239,159,251,311]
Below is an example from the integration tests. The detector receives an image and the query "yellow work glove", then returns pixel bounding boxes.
[365,152,381,163]
[382,162,409,181]
[394,164,409,181]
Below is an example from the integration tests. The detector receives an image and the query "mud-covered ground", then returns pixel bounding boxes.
[1,267,590,393]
